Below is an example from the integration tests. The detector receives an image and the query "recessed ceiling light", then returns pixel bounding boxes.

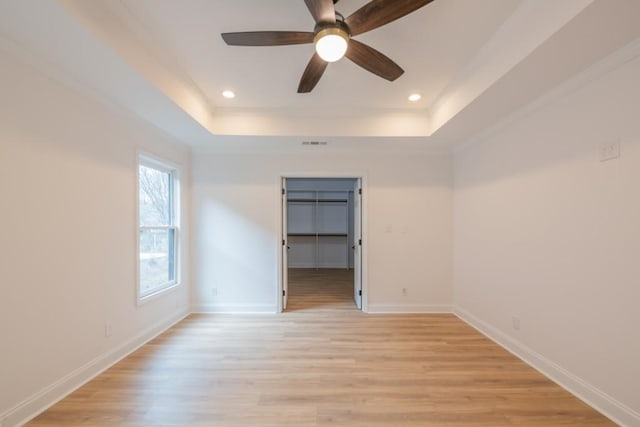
[408,93,422,102]
[222,90,236,99]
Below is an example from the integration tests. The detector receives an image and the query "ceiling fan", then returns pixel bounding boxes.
[221,0,435,93]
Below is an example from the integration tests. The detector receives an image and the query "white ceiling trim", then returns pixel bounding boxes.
[429,0,594,133]
[56,0,217,137]
[47,0,599,140]
[454,36,640,154]
[208,107,431,137]
[0,0,213,145]
[2,0,637,150]
[58,0,435,139]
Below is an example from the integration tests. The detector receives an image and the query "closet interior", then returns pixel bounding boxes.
[286,178,355,269]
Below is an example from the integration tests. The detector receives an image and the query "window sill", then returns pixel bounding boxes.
[137,282,181,306]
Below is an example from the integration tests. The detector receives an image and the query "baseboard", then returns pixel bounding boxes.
[453,306,639,427]
[6,305,635,426]
[288,265,350,269]
[367,304,452,314]
[191,304,277,314]
[1,309,190,427]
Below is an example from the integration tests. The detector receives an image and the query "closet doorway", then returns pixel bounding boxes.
[280,177,364,312]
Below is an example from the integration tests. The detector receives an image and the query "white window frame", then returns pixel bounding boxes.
[137,153,181,303]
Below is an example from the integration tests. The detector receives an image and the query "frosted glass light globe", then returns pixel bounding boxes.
[314,28,348,62]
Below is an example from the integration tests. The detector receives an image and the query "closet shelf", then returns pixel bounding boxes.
[288,233,348,237]
[286,188,352,269]
[288,198,348,203]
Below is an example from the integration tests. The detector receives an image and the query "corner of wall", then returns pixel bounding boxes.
[453,306,640,427]
[1,310,189,427]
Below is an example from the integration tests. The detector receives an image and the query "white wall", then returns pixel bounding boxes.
[453,53,640,424]
[192,150,452,313]
[0,49,191,426]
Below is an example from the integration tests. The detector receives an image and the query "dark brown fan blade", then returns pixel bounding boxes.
[298,53,329,93]
[221,31,314,46]
[345,39,404,81]
[344,0,435,36]
[304,0,336,24]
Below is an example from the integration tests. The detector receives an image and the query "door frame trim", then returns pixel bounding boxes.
[278,173,368,313]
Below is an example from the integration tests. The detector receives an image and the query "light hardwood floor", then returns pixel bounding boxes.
[27,269,615,426]
[286,268,356,312]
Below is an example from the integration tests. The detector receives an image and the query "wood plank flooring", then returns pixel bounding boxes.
[27,269,615,426]
[286,268,356,312]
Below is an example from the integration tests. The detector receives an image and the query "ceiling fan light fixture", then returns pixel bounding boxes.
[314,27,349,62]
[222,0,435,93]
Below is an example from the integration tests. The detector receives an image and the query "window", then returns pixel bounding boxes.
[138,155,179,300]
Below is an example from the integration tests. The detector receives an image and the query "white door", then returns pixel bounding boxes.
[353,179,362,309]
[282,178,289,311]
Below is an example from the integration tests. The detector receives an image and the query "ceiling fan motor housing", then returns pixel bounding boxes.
[313,16,349,37]
[313,25,349,44]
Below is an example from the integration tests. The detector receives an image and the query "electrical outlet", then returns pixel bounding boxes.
[211,288,218,297]
[512,316,521,331]
[104,322,112,338]
[402,288,408,297]
[600,140,620,162]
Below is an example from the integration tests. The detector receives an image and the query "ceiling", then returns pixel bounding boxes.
[1,0,640,150]
[116,0,519,110]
